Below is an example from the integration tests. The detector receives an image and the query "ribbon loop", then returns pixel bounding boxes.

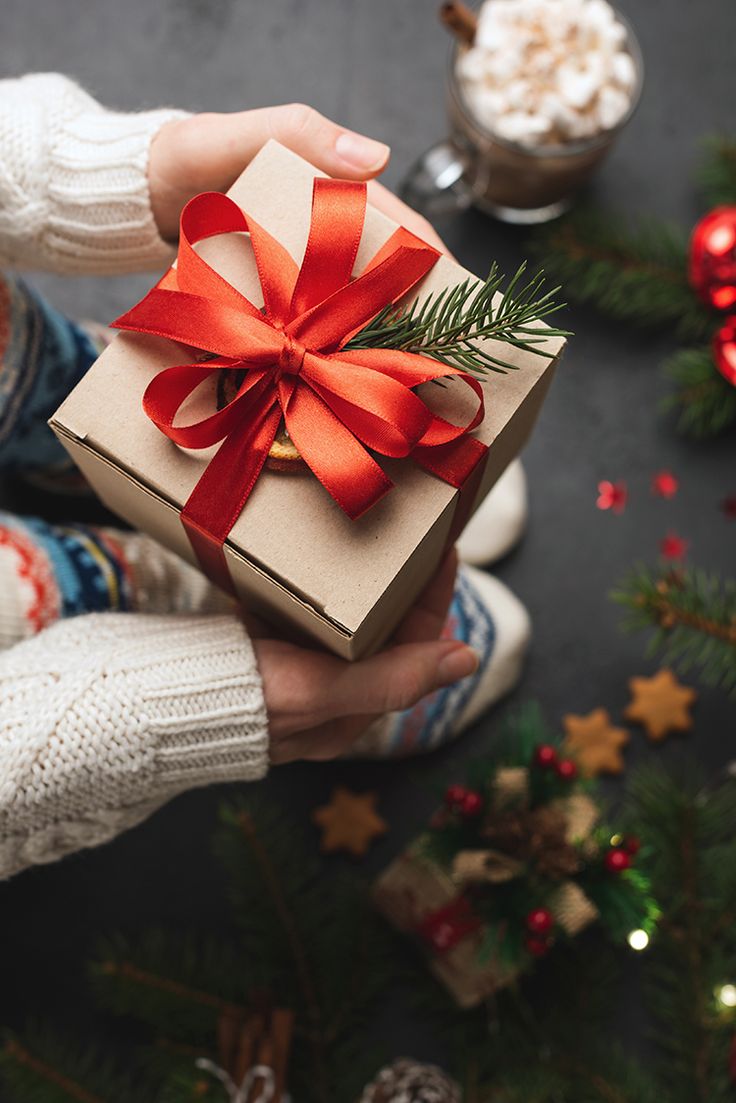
[112,178,489,593]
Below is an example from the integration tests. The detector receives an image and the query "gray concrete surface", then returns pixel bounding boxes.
[0,0,734,1079]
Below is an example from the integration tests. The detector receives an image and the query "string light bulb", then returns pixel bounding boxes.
[715,983,736,1008]
[627,928,650,951]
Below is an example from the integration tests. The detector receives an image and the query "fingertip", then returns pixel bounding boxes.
[435,642,479,687]
[335,131,391,176]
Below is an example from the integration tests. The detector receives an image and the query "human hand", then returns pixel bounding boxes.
[148,103,448,253]
[251,549,477,765]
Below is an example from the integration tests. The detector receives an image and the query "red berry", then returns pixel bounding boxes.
[525,934,551,957]
[460,790,483,818]
[605,848,632,873]
[526,908,554,935]
[623,835,641,856]
[445,784,467,810]
[533,744,558,769]
[555,758,578,781]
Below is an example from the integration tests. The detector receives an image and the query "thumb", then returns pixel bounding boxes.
[326,639,479,720]
[191,103,390,187]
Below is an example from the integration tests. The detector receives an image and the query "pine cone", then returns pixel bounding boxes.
[481,805,580,880]
[359,1058,460,1103]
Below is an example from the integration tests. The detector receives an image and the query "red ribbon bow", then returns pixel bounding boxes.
[113,178,488,593]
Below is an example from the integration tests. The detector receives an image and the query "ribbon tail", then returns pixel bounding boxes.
[182,396,282,593]
[413,436,488,545]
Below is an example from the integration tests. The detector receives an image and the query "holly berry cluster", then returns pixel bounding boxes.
[532,742,578,780]
[604,833,640,873]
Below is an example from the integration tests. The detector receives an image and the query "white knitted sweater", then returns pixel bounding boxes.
[0,74,271,880]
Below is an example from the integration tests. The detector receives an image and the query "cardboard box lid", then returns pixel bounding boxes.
[53,141,563,634]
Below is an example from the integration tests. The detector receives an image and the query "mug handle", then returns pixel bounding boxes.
[399,140,473,217]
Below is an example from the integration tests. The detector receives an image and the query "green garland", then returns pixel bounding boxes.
[533,135,736,438]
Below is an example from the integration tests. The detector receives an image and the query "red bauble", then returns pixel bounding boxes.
[526,907,554,935]
[555,758,578,781]
[623,835,641,856]
[459,790,483,818]
[525,934,551,957]
[533,744,559,769]
[444,784,467,810]
[713,316,736,387]
[689,206,736,311]
[605,847,632,873]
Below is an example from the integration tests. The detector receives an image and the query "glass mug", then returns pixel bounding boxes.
[401,8,644,224]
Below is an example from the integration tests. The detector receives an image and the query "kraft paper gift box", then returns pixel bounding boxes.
[50,140,564,660]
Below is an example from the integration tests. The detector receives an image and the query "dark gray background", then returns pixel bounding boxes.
[0,0,734,1081]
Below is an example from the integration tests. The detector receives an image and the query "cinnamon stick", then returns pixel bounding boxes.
[439,1,478,47]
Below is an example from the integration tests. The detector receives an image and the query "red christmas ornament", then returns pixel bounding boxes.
[651,470,679,499]
[713,316,736,387]
[623,835,641,855]
[525,934,552,957]
[689,206,736,311]
[605,847,632,873]
[660,532,689,560]
[533,744,559,769]
[555,758,578,781]
[459,790,484,818]
[444,784,468,810]
[526,907,554,935]
[722,494,736,520]
[596,480,628,514]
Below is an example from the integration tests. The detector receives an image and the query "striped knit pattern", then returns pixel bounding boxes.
[380,568,497,754]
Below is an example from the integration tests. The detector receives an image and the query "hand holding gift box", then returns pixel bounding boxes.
[51,141,566,659]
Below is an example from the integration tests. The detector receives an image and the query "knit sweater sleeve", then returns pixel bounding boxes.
[0,72,188,274]
[0,612,269,880]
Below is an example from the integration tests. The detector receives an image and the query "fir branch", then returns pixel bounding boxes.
[612,563,736,694]
[533,208,715,341]
[661,345,736,438]
[0,1031,140,1103]
[699,134,736,207]
[345,262,569,373]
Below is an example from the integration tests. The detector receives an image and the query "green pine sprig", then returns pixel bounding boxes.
[699,134,736,207]
[346,262,569,374]
[661,345,736,438]
[533,207,715,342]
[612,562,736,694]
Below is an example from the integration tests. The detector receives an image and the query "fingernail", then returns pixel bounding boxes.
[335,131,390,170]
[436,644,479,687]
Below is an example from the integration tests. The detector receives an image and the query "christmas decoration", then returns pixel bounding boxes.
[722,494,736,520]
[613,562,736,695]
[660,532,689,560]
[312,787,388,857]
[372,706,656,1007]
[596,479,627,513]
[535,137,736,437]
[563,708,630,776]
[651,470,679,499]
[624,668,697,740]
[358,1058,460,1103]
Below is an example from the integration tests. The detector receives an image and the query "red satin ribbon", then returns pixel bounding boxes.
[113,178,488,594]
[416,894,483,954]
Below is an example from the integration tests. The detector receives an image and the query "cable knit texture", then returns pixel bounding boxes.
[0,73,188,274]
[0,613,269,880]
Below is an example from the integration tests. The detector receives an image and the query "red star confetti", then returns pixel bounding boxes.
[597,480,627,513]
[722,495,736,520]
[660,532,689,560]
[651,470,679,499]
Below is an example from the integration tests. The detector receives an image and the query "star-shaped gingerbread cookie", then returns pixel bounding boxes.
[563,708,630,776]
[312,787,387,857]
[624,668,697,740]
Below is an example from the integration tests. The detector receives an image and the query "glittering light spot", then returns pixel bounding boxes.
[716,983,736,1008]
[628,929,650,952]
[651,470,679,499]
[660,532,689,560]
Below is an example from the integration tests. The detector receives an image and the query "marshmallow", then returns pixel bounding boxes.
[456,0,637,148]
